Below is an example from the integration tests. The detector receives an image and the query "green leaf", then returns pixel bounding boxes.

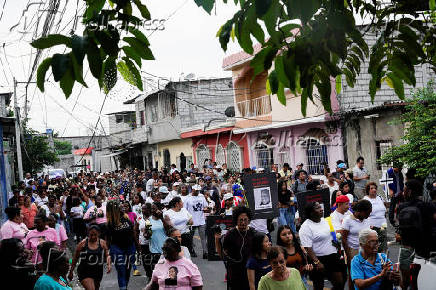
[84,0,105,20]
[87,39,102,79]
[301,87,308,116]
[255,0,272,17]
[122,46,142,67]
[36,57,52,92]
[31,34,72,49]
[268,70,279,94]
[277,82,286,106]
[51,54,70,82]
[275,55,290,88]
[60,67,75,98]
[250,46,275,79]
[128,27,150,46]
[335,75,342,95]
[96,30,119,56]
[194,0,215,14]
[124,58,143,91]
[72,35,88,65]
[102,56,117,93]
[117,60,136,87]
[386,72,405,100]
[266,78,272,95]
[70,53,87,87]
[133,0,151,19]
[123,37,154,60]
[430,0,435,11]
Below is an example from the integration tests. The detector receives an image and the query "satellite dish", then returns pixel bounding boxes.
[185,73,196,80]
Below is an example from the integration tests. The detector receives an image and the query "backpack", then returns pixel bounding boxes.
[398,204,423,246]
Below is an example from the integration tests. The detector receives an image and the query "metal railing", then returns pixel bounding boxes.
[236,95,272,118]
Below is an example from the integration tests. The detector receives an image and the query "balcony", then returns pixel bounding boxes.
[236,95,272,118]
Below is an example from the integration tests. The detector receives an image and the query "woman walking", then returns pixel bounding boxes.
[246,232,272,290]
[277,181,296,232]
[106,200,137,290]
[165,197,193,254]
[68,224,111,290]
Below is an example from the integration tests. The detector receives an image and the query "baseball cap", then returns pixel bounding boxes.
[173,182,180,187]
[159,186,169,193]
[297,162,304,166]
[223,193,233,200]
[192,184,202,191]
[336,195,350,203]
[338,163,347,169]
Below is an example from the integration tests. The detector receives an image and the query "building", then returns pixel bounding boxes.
[124,78,235,171]
[222,45,344,174]
[0,92,15,218]
[337,28,435,180]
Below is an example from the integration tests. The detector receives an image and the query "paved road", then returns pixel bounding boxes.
[69,222,399,289]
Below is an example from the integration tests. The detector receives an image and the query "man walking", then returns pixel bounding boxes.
[352,157,370,199]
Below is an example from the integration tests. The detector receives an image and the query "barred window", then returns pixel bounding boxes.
[227,142,242,172]
[276,147,291,170]
[196,145,210,167]
[304,138,328,175]
[254,143,274,170]
[376,140,393,171]
[215,144,226,166]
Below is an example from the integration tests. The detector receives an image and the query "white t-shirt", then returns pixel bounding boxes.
[250,219,268,234]
[299,218,338,257]
[363,195,387,228]
[180,194,191,204]
[162,191,180,205]
[328,182,339,201]
[137,216,150,245]
[70,206,84,219]
[146,179,155,193]
[184,194,208,226]
[341,215,371,249]
[330,210,351,231]
[164,208,192,234]
[140,191,148,201]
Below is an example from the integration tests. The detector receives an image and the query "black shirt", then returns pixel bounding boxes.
[107,217,134,249]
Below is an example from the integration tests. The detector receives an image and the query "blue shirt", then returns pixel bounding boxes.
[246,257,272,290]
[34,274,71,290]
[351,252,392,290]
[149,217,167,254]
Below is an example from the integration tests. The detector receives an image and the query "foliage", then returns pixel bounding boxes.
[379,81,436,178]
[33,0,154,98]
[196,0,436,115]
[22,125,59,174]
[54,139,73,155]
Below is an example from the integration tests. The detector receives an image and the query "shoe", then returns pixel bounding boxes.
[203,253,208,259]
[133,269,141,276]
[191,251,197,258]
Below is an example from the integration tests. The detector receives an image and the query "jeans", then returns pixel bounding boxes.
[190,225,207,254]
[278,207,296,232]
[110,244,136,290]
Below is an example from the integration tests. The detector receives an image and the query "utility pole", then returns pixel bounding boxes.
[13,78,24,181]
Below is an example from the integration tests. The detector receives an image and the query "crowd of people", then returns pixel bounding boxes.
[0,157,435,290]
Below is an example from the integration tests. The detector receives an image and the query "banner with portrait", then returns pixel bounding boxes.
[296,188,331,221]
[243,173,279,219]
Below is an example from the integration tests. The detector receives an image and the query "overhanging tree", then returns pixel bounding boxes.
[379,81,436,178]
[33,1,436,115]
[22,126,59,174]
[54,139,73,155]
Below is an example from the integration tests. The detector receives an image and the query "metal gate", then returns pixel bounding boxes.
[196,145,210,167]
[227,142,242,172]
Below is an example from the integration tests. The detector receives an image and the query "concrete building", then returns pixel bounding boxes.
[337,28,435,181]
[124,78,235,171]
[222,45,344,174]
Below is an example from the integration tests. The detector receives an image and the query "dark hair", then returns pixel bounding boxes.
[164,237,181,253]
[276,225,304,260]
[0,238,24,268]
[331,190,340,207]
[365,182,377,194]
[267,246,285,261]
[251,232,268,258]
[168,196,182,208]
[88,223,101,233]
[45,249,67,273]
[405,179,423,197]
[356,156,364,163]
[352,199,372,212]
[166,227,180,237]
[169,266,178,275]
[5,207,20,220]
[38,241,57,270]
[232,206,253,225]
[283,163,290,168]
[35,213,48,222]
[339,181,349,191]
[304,202,318,219]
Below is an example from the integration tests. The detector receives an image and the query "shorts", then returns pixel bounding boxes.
[310,253,347,283]
[77,264,103,282]
[399,246,415,271]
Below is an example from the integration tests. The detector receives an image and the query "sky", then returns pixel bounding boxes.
[0,0,241,136]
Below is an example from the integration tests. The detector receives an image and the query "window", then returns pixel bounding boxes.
[276,147,291,170]
[215,144,226,166]
[148,103,158,123]
[304,138,328,175]
[227,142,242,172]
[376,140,393,171]
[196,145,210,167]
[158,92,177,119]
[254,143,274,170]
[115,114,123,123]
[163,149,171,169]
[140,111,145,126]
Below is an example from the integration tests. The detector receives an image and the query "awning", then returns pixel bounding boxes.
[73,147,94,155]
[99,150,128,158]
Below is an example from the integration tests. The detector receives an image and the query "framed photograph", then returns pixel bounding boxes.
[243,173,279,219]
[254,187,272,210]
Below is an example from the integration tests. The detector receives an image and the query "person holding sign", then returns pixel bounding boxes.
[299,202,346,290]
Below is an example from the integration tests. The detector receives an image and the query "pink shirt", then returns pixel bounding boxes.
[0,220,28,241]
[152,257,203,289]
[84,205,107,224]
[25,227,59,264]
[54,224,68,243]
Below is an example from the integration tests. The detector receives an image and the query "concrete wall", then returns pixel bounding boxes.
[344,110,405,182]
[338,29,435,111]
[157,139,193,170]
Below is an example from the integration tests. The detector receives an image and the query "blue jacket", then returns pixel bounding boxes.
[387,167,404,196]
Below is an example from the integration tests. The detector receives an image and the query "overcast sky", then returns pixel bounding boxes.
[0,0,241,136]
